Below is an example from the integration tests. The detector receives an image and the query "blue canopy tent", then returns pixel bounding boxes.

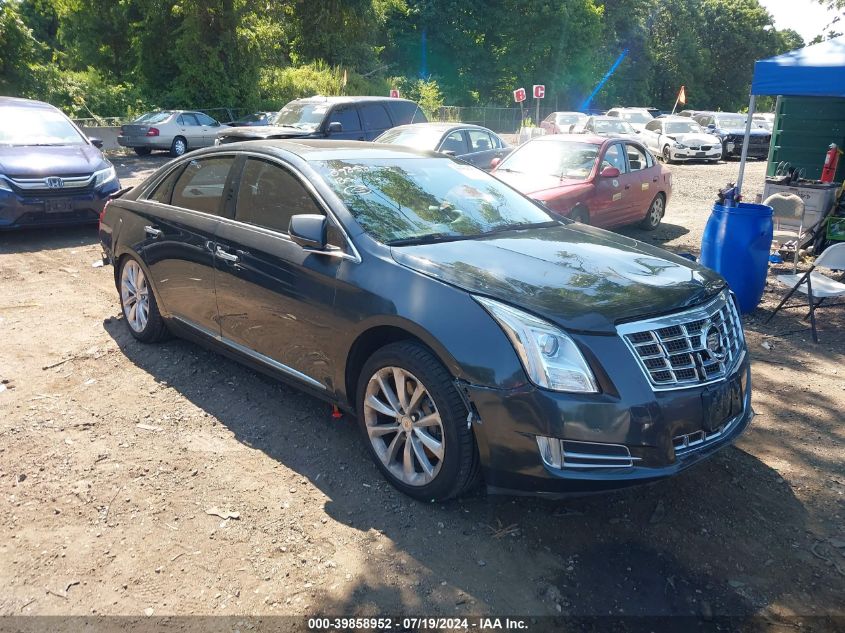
[737,36,845,194]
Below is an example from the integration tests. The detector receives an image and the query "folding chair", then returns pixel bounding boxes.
[764,192,805,274]
[765,243,845,343]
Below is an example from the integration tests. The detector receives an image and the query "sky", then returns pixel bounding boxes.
[760,0,840,43]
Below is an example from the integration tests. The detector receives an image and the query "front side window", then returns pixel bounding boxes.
[601,144,628,173]
[331,106,362,132]
[196,113,218,126]
[312,158,555,245]
[467,130,494,152]
[171,157,235,216]
[235,158,322,233]
[0,107,87,146]
[439,130,468,154]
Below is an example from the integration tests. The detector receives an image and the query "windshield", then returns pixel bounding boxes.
[0,107,87,146]
[312,158,554,245]
[133,111,173,124]
[498,140,599,180]
[271,102,329,130]
[555,114,583,125]
[593,119,633,134]
[715,115,747,128]
[665,121,704,134]
[617,111,652,124]
[376,127,444,151]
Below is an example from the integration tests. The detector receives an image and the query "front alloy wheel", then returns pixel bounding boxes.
[662,145,673,163]
[364,366,445,487]
[357,341,479,500]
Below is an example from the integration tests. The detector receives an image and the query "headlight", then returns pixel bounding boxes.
[673,143,687,149]
[93,165,117,187]
[474,296,598,393]
[0,177,11,192]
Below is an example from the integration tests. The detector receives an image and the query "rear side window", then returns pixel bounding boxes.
[388,101,427,125]
[235,158,322,233]
[330,106,361,132]
[147,165,185,204]
[180,113,200,126]
[359,104,391,131]
[171,157,235,215]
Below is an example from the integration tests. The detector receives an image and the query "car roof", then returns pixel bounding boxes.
[201,139,444,161]
[551,111,586,116]
[0,96,61,111]
[609,107,651,112]
[384,122,494,134]
[658,116,698,123]
[289,96,419,106]
[589,116,626,121]
[533,133,609,145]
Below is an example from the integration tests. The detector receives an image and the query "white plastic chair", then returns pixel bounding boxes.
[765,192,805,273]
[766,242,845,342]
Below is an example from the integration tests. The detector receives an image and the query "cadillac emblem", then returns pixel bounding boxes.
[705,325,726,360]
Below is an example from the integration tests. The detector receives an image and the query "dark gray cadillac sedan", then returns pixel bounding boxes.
[99,140,752,500]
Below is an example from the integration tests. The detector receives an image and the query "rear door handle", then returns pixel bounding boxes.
[215,246,239,263]
[144,226,162,238]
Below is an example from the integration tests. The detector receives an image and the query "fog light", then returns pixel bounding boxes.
[536,435,563,469]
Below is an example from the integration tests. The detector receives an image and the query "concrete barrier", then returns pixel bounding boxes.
[80,126,122,151]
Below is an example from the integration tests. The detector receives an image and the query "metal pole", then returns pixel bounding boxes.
[736,94,757,196]
[535,97,540,127]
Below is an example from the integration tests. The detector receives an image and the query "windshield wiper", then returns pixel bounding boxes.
[479,220,559,236]
[386,233,475,247]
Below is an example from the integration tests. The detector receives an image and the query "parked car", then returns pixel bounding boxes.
[492,134,671,230]
[99,140,750,500]
[216,96,427,144]
[374,122,511,170]
[540,111,588,134]
[228,111,275,127]
[0,97,120,230]
[692,112,771,159]
[582,116,639,139]
[118,110,223,157]
[605,107,654,132]
[641,116,723,163]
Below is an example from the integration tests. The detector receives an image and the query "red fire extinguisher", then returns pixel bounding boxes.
[821,143,842,183]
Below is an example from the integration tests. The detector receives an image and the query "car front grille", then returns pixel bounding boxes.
[5,175,95,198]
[617,291,745,390]
[673,412,740,456]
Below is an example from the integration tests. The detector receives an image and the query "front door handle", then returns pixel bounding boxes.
[215,246,239,263]
[144,225,162,238]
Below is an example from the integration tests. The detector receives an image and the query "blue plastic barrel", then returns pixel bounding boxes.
[700,202,773,314]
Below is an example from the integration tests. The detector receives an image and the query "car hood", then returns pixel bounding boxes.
[216,125,316,141]
[0,144,107,178]
[390,224,724,333]
[667,133,720,145]
[493,171,587,195]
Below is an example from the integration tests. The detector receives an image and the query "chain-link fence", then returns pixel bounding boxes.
[434,105,567,133]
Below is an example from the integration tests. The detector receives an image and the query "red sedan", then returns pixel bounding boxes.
[492,134,672,230]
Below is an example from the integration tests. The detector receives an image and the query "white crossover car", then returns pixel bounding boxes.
[642,116,722,163]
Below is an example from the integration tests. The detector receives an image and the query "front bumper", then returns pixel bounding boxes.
[669,146,722,161]
[724,140,770,158]
[466,346,752,497]
[0,180,120,230]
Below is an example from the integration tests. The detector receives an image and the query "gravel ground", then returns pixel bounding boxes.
[1,153,843,628]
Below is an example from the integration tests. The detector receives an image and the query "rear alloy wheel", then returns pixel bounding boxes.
[119,257,167,342]
[134,147,152,156]
[170,136,187,157]
[357,341,478,501]
[662,145,673,164]
[640,193,665,231]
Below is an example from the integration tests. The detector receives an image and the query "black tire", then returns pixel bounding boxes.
[640,193,665,231]
[134,147,152,156]
[569,206,589,225]
[356,341,480,501]
[170,136,188,157]
[662,145,673,164]
[118,255,168,343]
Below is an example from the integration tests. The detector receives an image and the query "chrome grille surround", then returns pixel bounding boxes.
[617,290,745,391]
[536,436,642,470]
[3,174,94,191]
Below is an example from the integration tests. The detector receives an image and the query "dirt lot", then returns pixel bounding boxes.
[1,154,844,628]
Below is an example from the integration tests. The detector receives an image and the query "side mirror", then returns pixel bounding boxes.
[490,157,502,170]
[327,121,343,134]
[707,123,716,129]
[89,137,104,149]
[289,214,328,250]
[441,150,457,157]
[600,166,620,178]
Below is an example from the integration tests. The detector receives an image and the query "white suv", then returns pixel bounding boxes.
[605,107,654,132]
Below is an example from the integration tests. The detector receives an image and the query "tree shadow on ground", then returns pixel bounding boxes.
[0,225,99,255]
[103,317,843,622]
